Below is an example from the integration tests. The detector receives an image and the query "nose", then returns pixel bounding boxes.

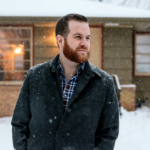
[80,38,89,48]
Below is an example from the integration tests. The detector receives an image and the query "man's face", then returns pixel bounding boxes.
[63,20,91,63]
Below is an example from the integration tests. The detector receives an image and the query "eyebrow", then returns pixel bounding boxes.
[73,33,91,37]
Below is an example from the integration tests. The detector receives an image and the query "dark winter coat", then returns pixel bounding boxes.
[11,55,119,150]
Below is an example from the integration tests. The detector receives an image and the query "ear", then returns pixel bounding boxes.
[56,35,64,49]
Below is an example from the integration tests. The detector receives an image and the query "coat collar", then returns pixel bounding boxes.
[84,61,102,78]
[49,54,59,73]
[49,54,102,78]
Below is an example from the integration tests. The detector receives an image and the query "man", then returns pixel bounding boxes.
[12,14,119,150]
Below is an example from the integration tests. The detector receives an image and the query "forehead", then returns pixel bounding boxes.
[68,20,90,35]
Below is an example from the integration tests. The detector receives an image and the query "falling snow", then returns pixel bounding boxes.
[49,119,53,123]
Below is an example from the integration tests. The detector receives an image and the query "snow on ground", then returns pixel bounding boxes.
[0,0,150,17]
[0,106,150,150]
[0,117,13,150]
[114,106,150,150]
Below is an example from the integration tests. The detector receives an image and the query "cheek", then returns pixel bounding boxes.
[88,43,90,50]
[70,42,79,50]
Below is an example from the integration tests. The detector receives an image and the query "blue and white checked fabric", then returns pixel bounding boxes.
[57,59,85,109]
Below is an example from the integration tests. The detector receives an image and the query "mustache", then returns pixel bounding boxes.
[76,45,88,50]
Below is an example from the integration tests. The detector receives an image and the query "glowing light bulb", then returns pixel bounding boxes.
[14,48,21,54]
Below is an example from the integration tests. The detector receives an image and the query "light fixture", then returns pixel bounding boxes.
[14,47,21,54]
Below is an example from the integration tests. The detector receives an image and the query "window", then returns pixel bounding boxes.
[134,33,150,76]
[0,26,33,82]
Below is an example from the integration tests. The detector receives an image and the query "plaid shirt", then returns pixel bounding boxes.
[57,59,85,109]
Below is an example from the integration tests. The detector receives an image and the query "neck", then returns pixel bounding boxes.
[59,55,79,81]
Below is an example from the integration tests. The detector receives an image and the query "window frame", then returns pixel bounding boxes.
[0,25,34,84]
[134,32,150,77]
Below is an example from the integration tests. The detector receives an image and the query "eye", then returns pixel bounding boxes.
[75,36,81,39]
[86,37,90,40]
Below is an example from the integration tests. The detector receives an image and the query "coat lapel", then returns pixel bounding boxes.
[48,55,102,108]
[47,55,63,103]
[68,61,95,107]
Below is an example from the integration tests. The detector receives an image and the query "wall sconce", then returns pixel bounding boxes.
[14,47,22,54]
[14,44,24,54]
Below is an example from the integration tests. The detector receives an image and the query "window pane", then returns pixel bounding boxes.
[24,51,30,59]
[24,41,31,49]
[136,35,150,44]
[0,27,32,81]
[0,60,30,71]
[0,60,14,71]
[15,55,24,70]
[136,64,150,73]
[0,71,26,81]
[0,40,30,49]
[136,55,150,63]
[24,62,30,70]
[0,29,30,38]
[136,45,150,54]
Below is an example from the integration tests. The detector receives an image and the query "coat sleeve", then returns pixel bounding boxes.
[95,77,119,150]
[11,74,31,150]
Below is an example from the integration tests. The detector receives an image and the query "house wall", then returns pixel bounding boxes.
[133,77,150,102]
[33,23,150,104]
[34,26,59,65]
[132,28,150,102]
[0,24,104,117]
[103,27,133,85]
[1,17,150,117]
[34,24,150,103]
[0,85,21,117]
[34,25,103,68]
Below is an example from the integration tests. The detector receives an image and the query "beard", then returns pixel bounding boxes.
[63,39,90,63]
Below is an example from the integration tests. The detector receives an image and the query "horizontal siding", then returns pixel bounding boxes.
[104,28,132,47]
[107,69,132,82]
[103,27,133,85]
[133,77,150,101]
[35,47,59,58]
[34,26,59,65]
[104,47,132,58]
[104,58,132,69]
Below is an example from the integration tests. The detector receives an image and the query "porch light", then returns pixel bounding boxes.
[14,48,21,54]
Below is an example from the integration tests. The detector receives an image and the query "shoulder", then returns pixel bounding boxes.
[89,62,113,82]
[27,61,51,76]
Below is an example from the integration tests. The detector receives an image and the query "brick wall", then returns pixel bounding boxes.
[121,85,136,111]
[0,85,21,117]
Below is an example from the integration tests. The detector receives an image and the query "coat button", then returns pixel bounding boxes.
[57,105,62,109]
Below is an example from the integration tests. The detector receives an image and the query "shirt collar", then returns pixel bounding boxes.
[49,54,101,78]
[57,58,85,76]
